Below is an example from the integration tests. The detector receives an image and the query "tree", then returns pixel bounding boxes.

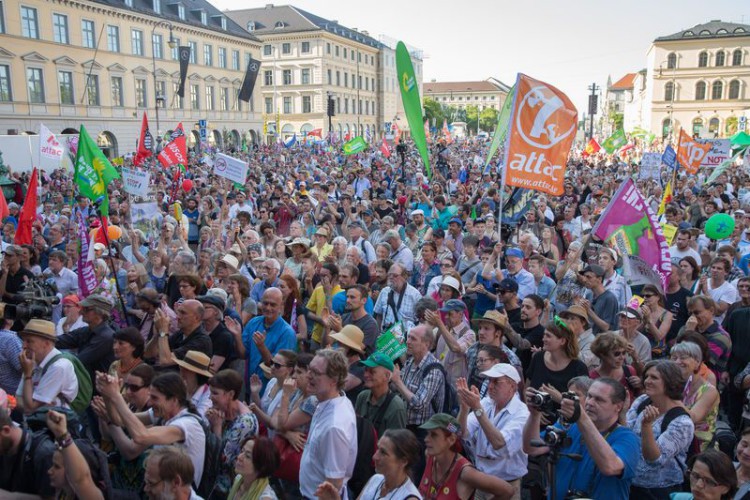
[465,105,480,135]
[479,107,500,133]
[423,98,444,129]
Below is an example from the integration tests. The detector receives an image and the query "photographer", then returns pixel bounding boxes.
[522,378,640,500]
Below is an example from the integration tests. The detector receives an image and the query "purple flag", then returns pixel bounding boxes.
[592,178,671,291]
[77,213,98,298]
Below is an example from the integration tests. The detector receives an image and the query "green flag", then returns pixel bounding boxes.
[395,41,431,177]
[601,128,627,154]
[631,126,649,138]
[74,125,120,216]
[343,136,367,155]
[485,85,516,168]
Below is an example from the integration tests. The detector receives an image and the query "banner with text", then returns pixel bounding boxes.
[639,152,662,182]
[121,167,151,198]
[213,153,248,185]
[696,138,731,168]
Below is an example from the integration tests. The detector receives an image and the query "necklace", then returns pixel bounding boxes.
[117,357,141,376]
[428,452,458,499]
[375,476,408,500]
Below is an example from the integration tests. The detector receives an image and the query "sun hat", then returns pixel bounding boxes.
[172,350,213,378]
[329,325,365,354]
[18,319,57,342]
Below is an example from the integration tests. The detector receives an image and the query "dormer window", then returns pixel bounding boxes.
[274,21,284,29]
[177,4,185,20]
[124,0,133,6]
[153,0,161,14]
[246,21,255,31]
[200,11,207,25]
[220,17,226,30]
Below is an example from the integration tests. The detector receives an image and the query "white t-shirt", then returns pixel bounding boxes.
[708,279,738,323]
[358,474,422,499]
[163,409,206,488]
[16,348,78,408]
[668,245,701,266]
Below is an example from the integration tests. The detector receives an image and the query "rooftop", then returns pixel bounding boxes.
[655,20,750,42]
[424,80,509,94]
[610,73,636,90]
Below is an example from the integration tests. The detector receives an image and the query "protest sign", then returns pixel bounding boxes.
[697,139,731,168]
[213,153,249,184]
[121,167,151,198]
[639,153,662,182]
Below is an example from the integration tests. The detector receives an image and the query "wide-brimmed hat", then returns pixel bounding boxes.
[19,319,57,342]
[329,325,365,354]
[559,305,589,328]
[219,254,239,271]
[472,310,508,330]
[172,351,213,378]
[315,227,330,238]
[285,237,311,250]
[80,294,114,317]
[440,276,463,294]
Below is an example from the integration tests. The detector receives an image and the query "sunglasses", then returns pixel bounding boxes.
[125,383,145,391]
[642,294,655,298]
[553,315,572,333]
[271,361,290,369]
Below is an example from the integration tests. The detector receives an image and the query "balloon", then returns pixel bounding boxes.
[182,179,193,192]
[704,213,734,240]
[107,225,122,240]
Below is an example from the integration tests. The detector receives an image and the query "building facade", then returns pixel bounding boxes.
[0,0,263,160]
[424,78,510,113]
[645,20,750,138]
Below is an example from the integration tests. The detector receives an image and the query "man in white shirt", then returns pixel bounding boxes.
[697,257,738,323]
[598,248,631,310]
[228,191,254,220]
[457,363,529,499]
[669,229,701,266]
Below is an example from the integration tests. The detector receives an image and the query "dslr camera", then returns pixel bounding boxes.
[527,389,555,413]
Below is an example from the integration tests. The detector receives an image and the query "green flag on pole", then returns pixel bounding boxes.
[395,41,431,177]
[601,128,627,154]
[484,85,516,168]
[343,136,368,155]
[74,125,120,216]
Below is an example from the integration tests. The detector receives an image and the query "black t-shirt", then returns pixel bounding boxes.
[0,431,55,497]
[346,362,366,405]
[208,322,235,372]
[342,312,379,355]
[723,306,750,377]
[506,306,522,332]
[517,323,545,372]
[168,326,213,360]
[667,287,693,344]
[356,262,371,285]
[4,266,35,303]
[527,351,589,394]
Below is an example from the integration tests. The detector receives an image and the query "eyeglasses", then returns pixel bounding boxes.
[642,294,655,298]
[739,285,750,290]
[611,350,627,357]
[476,357,492,364]
[688,470,720,488]
[125,383,145,391]
[271,361,290,369]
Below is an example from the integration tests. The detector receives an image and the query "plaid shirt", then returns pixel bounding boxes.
[400,352,445,425]
[373,284,422,330]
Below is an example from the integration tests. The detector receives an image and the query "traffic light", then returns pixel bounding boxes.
[588,94,598,116]
[327,97,335,117]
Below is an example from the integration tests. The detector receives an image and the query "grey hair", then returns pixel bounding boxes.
[383,230,401,241]
[346,246,362,259]
[382,215,394,225]
[176,250,196,267]
[376,242,392,253]
[522,231,539,248]
[332,236,347,246]
[94,258,108,275]
[265,257,281,271]
[671,341,703,364]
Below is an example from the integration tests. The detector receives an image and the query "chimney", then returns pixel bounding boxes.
[265,4,273,8]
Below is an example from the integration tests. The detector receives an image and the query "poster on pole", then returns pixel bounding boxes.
[121,167,151,198]
[213,153,249,184]
[639,152,662,182]
[697,139,731,168]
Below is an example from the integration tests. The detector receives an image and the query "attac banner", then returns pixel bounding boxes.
[176,46,191,98]
[343,136,367,155]
[677,129,711,174]
[158,123,187,168]
[396,41,431,177]
[504,74,578,196]
[213,153,248,184]
[39,123,64,161]
[592,177,671,291]
[134,113,153,166]
[239,57,261,102]
[122,167,151,198]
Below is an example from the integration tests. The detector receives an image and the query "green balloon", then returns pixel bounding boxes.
[704,213,735,240]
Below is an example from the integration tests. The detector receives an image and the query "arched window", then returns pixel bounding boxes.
[698,51,709,67]
[712,81,723,99]
[733,49,743,66]
[695,81,706,100]
[664,81,674,101]
[662,118,671,137]
[692,118,703,135]
[729,80,741,99]
[709,118,720,136]
[716,51,725,66]
[667,53,677,69]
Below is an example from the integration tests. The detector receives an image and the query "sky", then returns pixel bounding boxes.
[212,0,748,114]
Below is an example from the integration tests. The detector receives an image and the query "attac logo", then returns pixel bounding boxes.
[516,86,576,149]
[677,129,711,174]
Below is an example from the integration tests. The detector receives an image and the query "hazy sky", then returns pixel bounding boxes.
[213,0,748,113]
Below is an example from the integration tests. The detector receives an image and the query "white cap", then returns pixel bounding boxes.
[441,276,463,294]
[480,363,521,384]
[411,209,425,217]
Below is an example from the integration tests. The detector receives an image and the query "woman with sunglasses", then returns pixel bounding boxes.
[640,284,673,359]
[589,332,641,404]
[250,350,297,438]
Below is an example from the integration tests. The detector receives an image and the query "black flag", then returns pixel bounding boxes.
[176,46,191,98]
[238,57,261,102]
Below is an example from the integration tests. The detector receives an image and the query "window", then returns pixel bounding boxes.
[695,81,706,100]
[358,52,361,63]
[124,0,132,6]
[301,41,310,53]
[232,50,240,70]
[358,75,362,89]
[200,11,207,25]
[335,46,339,57]
[177,4,184,20]
[155,81,165,106]
[0,65,11,101]
[27,67,44,103]
[58,70,73,104]
[343,48,347,59]
[190,84,199,109]
[131,29,144,56]
[733,49,743,66]
[327,43,331,54]
[365,101,369,114]
[712,80,723,99]
[107,25,120,52]
[152,34,163,59]
[21,7,38,38]
[301,68,310,85]
[264,97,272,113]
[171,37,180,60]
[263,45,272,56]
[302,95,311,113]
[709,118,720,136]
[218,47,226,69]
[205,86,214,110]
[664,81,674,101]
[153,0,161,14]
[233,89,241,111]
[82,20,95,48]
[344,98,348,114]
[351,51,355,61]
[344,73,348,87]
[220,87,228,111]
[53,14,69,44]
[283,96,291,113]
[135,78,147,107]
[172,82,183,108]
[264,70,273,86]
[283,69,291,85]
[188,42,197,64]
[698,51,708,67]
[327,69,331,85]
[86,74,99,105]
[666,53,677,69]
[0,2,4,33]
[371,78,375,92]
[336,71,340,86]
[716,51,725,67]
[282,43,290,55]
[729,80,741,99]
[358,99,362,114]
[204,44,212,66]
[693,117,703,135]
[111,76,123,106]
[364,78,368,91]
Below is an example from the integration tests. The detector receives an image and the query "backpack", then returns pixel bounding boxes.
[181,413,222,500]
[636,397,699,458]
[423,362,459,417]
[25,406,87,439]
[350,414,379,498]
[40,352,93,415]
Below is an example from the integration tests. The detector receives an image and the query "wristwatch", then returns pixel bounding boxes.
[159,332,168,338]
[473,408,484,418]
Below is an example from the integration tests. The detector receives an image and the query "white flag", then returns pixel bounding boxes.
[39,123,64,160]
[213,153,248,185]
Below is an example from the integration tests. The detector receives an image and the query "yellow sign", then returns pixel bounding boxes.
[660,223,677,246]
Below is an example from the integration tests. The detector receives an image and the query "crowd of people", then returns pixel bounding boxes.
[0,134,749,500]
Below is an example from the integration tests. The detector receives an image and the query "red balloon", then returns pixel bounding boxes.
[182,179,193,192]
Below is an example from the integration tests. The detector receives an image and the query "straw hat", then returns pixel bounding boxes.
[18,319,57,342]
[471,310,508,330]
[172,351,213,378]
[220,254,239,271]
[329,325,365,354]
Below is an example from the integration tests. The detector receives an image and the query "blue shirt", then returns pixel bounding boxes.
[242,315,296,383]
[250,277,280,303]
[331,291,374,316]
[553,424,640,500]
[535,275,556,300]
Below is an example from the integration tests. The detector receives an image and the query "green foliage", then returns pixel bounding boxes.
[479,107,500,133]
[423,97,444,127]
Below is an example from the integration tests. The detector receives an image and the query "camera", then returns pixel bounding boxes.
[0,276,60,322]
[528,389,555,413]
[543,426,571,448]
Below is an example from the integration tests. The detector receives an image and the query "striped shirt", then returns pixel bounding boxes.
[400,352,445,426]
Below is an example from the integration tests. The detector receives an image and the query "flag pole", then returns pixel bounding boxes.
[93,205,131,326]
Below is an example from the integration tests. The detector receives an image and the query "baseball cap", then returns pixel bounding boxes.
[359,351,394,371]
[448,217,463,226]
[433,229,445,239]
[480,363,521,384]
[678,222,692,230]
[498,278,519,293]
[505,248,524,259]
[411,209,425,217]
[580,264,605,277]
[618,307,642,320]
[439,299,467,312]
[419,413,461,434]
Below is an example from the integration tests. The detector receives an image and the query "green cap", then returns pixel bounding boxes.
[359,351,394,372]
[419,413,461,434]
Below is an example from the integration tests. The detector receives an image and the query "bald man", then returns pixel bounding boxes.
[148,299,213,367]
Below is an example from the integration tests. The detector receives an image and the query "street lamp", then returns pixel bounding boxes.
[151,21,176,150]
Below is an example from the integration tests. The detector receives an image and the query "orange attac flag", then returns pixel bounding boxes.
[15,168,38,245]
[677,129,711,174]
[582,138,601,157]
[504,73,578,196]
[442,119,452,144]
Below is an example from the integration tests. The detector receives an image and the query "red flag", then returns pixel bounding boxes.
[0,185,9,221]
[308,128,322,138]
[157,123,187,168]
[582,138,601,157]
[344,131,351,142]
[15,168,38,245]
[134,113,153,166]
[380,137,391,158]
[442,119,452,144]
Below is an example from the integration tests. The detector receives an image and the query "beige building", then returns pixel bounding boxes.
[0,0,263,158]
[226,4,385,143]
[646,20,750,138]
[424,78,510,113]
